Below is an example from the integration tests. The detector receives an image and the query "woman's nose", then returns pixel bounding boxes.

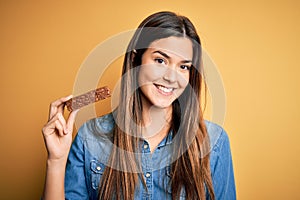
[162,66,177,83]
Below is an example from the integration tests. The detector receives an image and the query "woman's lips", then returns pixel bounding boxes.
[154,84,174,95]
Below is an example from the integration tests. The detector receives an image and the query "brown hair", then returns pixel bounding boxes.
[98,11,215,200]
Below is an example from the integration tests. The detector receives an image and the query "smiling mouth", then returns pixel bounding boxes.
[154,84,174,94]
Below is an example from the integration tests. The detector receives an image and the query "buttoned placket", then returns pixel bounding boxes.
[141,140,153,199]
[137,131,174,200]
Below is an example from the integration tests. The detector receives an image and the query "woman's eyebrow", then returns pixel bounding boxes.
[153,50,192,63]
[153,50,170,59]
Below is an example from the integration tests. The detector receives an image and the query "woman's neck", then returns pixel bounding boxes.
[141,102,172,153]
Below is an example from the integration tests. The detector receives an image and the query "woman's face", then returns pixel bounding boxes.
[138,36,193,109]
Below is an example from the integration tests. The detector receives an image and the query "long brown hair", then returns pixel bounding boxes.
[98,11,215,200]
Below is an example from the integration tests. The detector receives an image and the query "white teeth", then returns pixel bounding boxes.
[157,85,173,93]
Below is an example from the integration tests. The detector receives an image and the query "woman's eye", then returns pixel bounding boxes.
[180,65,191,71]
[154,58,165,64]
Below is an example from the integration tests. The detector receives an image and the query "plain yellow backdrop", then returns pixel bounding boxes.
[0,1,299,199]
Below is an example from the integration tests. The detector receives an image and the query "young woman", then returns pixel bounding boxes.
[42,11,236,200]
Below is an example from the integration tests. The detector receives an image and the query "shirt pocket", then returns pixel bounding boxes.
[165,166,186,200]
[90,160,105,190]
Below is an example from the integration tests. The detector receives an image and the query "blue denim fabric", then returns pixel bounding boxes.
[65,113,236,200]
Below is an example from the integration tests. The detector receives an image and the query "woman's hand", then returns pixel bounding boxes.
[42,95,79,200]
[42,95,79,163]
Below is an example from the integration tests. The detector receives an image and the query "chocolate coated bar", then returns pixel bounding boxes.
[65,86,111,111]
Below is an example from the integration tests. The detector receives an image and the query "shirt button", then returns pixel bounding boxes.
[96,166,101,171]
[145,172,151,178]
[143,144,148,149]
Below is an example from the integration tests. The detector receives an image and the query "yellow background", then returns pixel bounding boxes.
[1,1,299,199]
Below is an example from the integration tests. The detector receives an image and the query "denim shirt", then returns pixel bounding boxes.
[65,113,236,200]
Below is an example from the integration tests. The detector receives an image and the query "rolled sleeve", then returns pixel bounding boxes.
[210,129,236,200]
[65,131,89,200]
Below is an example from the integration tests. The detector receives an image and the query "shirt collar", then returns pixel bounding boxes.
[157,130,173,148]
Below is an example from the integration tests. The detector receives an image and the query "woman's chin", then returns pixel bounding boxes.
[151,101,173,109]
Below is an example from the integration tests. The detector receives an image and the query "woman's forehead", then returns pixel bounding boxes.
[147,36,193,60]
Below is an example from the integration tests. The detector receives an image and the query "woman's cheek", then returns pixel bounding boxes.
[141,64,166,82]
[178,72,189,87]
